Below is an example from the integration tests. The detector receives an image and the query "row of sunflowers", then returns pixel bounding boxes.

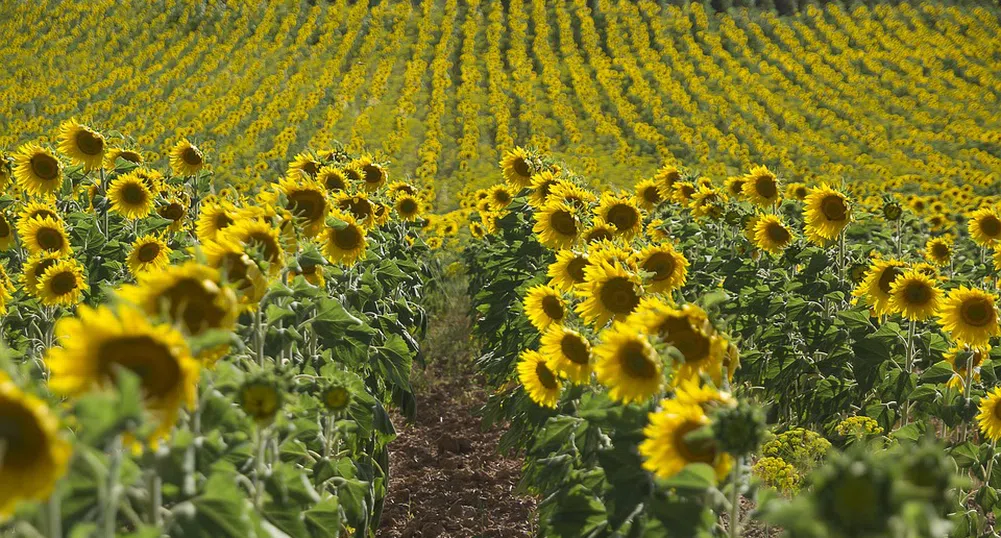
[457,147,1001,536]
[0,121,453,537]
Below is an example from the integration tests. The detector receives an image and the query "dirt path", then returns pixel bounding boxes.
[378,366,536,537]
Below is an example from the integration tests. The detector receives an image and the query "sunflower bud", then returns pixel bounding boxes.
[712,401,767,457]
[882,200,903,221]
[238,378,283,426]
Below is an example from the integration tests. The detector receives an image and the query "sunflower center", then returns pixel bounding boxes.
[656,316,711,364]
[550,210,578,237]
[561,334,590,365]
[643,186,661,204]
[324,387,350,410]
[0,219,9,238]
[821,195,848,222]
[586,227,614,243]
[76,130,104,156]
[754,176,777,199]
[181,147,202,166]
[535,361,559,390]
[680,185,696,199]
[673,419,717,464]
[877,267,904,295]
[31,153,60,181]
[728,180,744,196]
[902,281,932,306]
[248,232,280,263]
[766,222,791,244]
[567,258,588,283]
[119,150,142,164]
[160,203,185,221]
[960,298,995,327]
[137,243,161,263]
[644,252,677,282]
[399,199,418,215]
[324,174,346,192]
[243,385,278,418]
[620,340,657,379]
[36,227,65,251]
[931,243,950,258]
[540,295,565,322]
[494,191,512,205]
[214,213,233,231]
[163,278,228,335]
[981,216,1001,238]
[600,277,640,315]
[288,190,326,221]
[513,157,531,178]
[795,186,808,198]
[98,336,182,399]
[363,164,383,185]
[333,225,363,251]
[340,197,372,221]
[300,161,319,176]
[122,183,147,206]
[0,398,46,467]
[607,204,639,232]
[49,271,77,296]
[993,398,1001,422]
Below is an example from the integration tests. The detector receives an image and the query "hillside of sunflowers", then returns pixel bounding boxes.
[2,0,1001,537]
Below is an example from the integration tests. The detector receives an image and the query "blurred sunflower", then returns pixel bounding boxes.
[633,244,688,293]
[517,349,562,408]
[938,286,1000,348]
[583,218,616,244]
[0,372,72,519]
[20,216,71,256]
[854,258,907,318]
[108,172,154,219]
[289,261,326,288]
[195,199,237,243]
[742,165,780,208]
[14,143,63,196]
[653,165,682,200]
[318,211,367,267]
[724,176,745,198]
[672,181,697,205]
[170,139,204,176]
[127,235,172,277]
[752,214,794,255]
[944,344,988,390]
[550,181,596,209]
[238,378,282,426]
[523,284,566,332]
[977,386,1001,442]
[489,185,514,210]
[318,166,348,193]
[45,305,200,444]
[334,192,375,227]
[223,219,285,277]
[888,269,941,321]
[533,201,580,249]
[597,193,643,238]
[353,155,387,192]
[0,213,14,251]
[104,147,144,169]
[280,174,329,236]
[321,382,354,414]
[640,400,731,480]
[289,151,321,177]
[119,262,238,339]
[540,324,593,384]
[38,257,88,307]
[634,179,663,210]
[594,323,662,404]
[925,236,953,267]
[529,170,560,208]
[204,237,269,307]
[57,119,105,170]
[785,182,809,201]
[803,184,851,245]
[576,260,642,327]
[394,194,423,221]
[500,147,535,189]
[548,250,589,292]
[21,252,62,298]
[635,300,729,385]
[970,207,1001,247]
[690,186,728,220]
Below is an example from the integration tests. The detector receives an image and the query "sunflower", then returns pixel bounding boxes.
[635,179,663,210]
[500,147,535,189]
[854,258,908,318]
[394,194,423,221]
[21,252,62,298]
[803,184,851,245]
[653,165,682,200]
[318,211,367,267]
[576,260,642,327]
[944,345,989,390]
[786,182,809,201]
[741,165,780,208]
[238,378,282,425]
[548,250,589,292]
[594,323,662,404]
[583,218,617,244]
[169,139,204,176]
[528,170,561,208]
[489,185,514,210]
[690,186,728,220]
[133,168,164,196]
[334,192,375,227]
[157,196,189,233]
[523,285,566,332]
[938,286,1000,348]
[540,324,593,384]
[925,237,953,267]
[38,258,88,307]
[634,300,729,385]
[589,241,636,270]
[0,266,11,316]
[57,119,105,170]
[318,166,349,193]
[640,400,731,480]
[45,305,200,444]
[533,201,580,249]
[646,218,670,242]
[387,181,419,199]
[203,237,269,307]
[597,193,643,238]
[104,147,144,169]
[195,199,237,243]
[118,262,239,339]
[222,219,285,277]
[517,349,563,408]
[672,181,697,205]
[978,386,1001,442]
[887,270,942,321]
[342,165,364,185]
[674,379,736,410]
[0,372,72,519]
[108,172,154,219]
[289,261,326,288]
[634,244,688,293]
[353,155,387,191]
[127,235,172,277]
[279,173,329,237]
[752,214,794,255]
[14,143,63,196]
[321,382,354,414]
[550,180,597,209]
[970,208,1001,247]
[289,151,321,177]
[0,213,14,251]
[18,199,60,224]
[20,216,71,256]
[724,176,745,198]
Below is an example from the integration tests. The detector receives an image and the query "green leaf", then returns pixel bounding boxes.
[547,485,608,538]
[657,463,717,491]
[303,497,343,538]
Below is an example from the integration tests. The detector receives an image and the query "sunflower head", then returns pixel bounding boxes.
[803,184,851,245]
[58,119,105,170]
[575,260,643,328]
[222,219,286,277]
[597,193,643,237]
[742,166,781,207]
[938,286,1000,349]
[854,258,908,318]
[119,262,239,338]
[925,237,953,266]
[500,147,536,189]
[634,244,689,293]
[394,194,423,221]
[351,155,387,192]
[888,270,942,321]
[533,201,580,249]
[635,179,663,210]
[969,208,1001,247]
[21,252,63,298]
[0,213,15,251]
[38,258,88,307]
[752,214,794,255]
[195,199,237,243]
[523,285,566,332]
[108,171,155,220]
[20,215,71,257]
[548,250,589,292]
[204,237,269,308]
[639,400,732,480]
[321,382,354,414]
[318,211,368,267]
[289,151,321,177]
[279,173,329,236]
[653,165,682,199]
[517,349,563,408]
[127,235,172,278]
[104,147,145,170]
[170,139,204,176]
[594,323,662,404]
[238,378,283,426]
[633,300,730,385]
[14,143,63,196]
[540,324,593,384]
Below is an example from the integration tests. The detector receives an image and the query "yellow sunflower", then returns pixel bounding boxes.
[741,165,781,208]
[289,151,321,177]
[334,192,375,228]
[597,193,643,238]
[103,147,144,169]
[157,196,189,234]
[925,237,953,267]
[887,270,942,321]
[21,252,62,298]
[548,250,589,292]
[653,165,683,200]
[387,181,419,199]
[752,214,794,255]
[57,119,105,170]
[0,213,15,251]
[978,386,1001,442]
[640,400,731,480]
[635,179,663,210]
[944,344,989,390]
[45,305,200,444]
[169,139,204,176]
[674,379,736,410]
[38,257,88,307]
[318,166,349,193]
[0,372,72,519]
[583,218,617,244]
[633,244,689,293]
[18,199,60,224]
[489,185,514,210]
[500,147,535,189]
[20,216,71,256]
[672,181,697,205]
[280,173,329,237]
[803,184,851,245]
[14,143,63,196]
[634,299,730,386]
[594,322,663,404]
[938,286,1000,349]
[970,208,1001,247]
[550,180,597,209]
[517,349,563,408]
[394,194,423,221]
[540,324,593,384]
[854,258,908,318]
[785,182,809,201]
[528,170,561,208]
[108,172,155,219]
[127,235,172,277]
[724,176,745,198]
[289,261,326,288]
[575,260,643,328]
[533,201,580,249]
[352,155,388,192]
[318,211,368,267]
[523,284,567,332]
[203,237,269,308]
[221,219,285,277]
[195,199,237,243]
[690,186,728,220]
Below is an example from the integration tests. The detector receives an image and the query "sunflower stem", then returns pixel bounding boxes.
[903,319,916,425]
[253,425,269,509]
[986,439,998,486]
[146,468,162,527]
[255,306,266,367]
[728,456,743,538]
[46,486,62,538]
[102,435,124,538]
[895,219,902,257]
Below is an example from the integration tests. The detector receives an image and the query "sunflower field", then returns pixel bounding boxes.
[2,0,1001,537]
